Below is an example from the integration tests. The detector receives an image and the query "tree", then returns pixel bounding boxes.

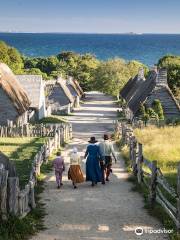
[94,58,148,99]
[152,99,164,120]
[75,54,99,90]
[94,58,128,99]
[158,55,180,98]
[127,60,148,78]
[0,41,24,73]
[23,68,48,79]
[8,47,24,73]
[147,108,159,120]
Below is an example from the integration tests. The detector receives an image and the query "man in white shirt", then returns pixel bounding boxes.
[99,134,117,182]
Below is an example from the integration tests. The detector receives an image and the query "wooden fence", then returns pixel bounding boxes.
[115,121,180,231]
[0,123,72,219]
[0,123,72,138]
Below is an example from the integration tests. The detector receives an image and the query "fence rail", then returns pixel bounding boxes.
[115,121,180,231]
[0,123,73,138]
[0,123,72,219]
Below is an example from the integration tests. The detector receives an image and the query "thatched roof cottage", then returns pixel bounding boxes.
[16,75,46,121]
[46,77,74,115]
[120,67,180,120]
[0,63,30,126]
[66,77,81,107]
[73,78,84,97]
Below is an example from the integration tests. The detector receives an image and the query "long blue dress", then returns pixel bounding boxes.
[85,144,102,182]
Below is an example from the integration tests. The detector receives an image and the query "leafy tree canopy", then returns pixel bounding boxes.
[94,58,147,98]
[158,55,180,98]
[0,41,24,73]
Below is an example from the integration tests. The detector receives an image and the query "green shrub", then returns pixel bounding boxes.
[152,99,164,120]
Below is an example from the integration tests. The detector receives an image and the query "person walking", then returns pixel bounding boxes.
[68,147,84,189]
[99,134,117,182]
[53,151,65,189]
[84,137,102,186]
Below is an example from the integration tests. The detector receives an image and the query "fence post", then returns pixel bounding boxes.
[137,143,143,184]
[177,162,180,231]
[58,129,61,149]
[0,168,8,219]
[60,127,64,146]
[149,160,157,207]
[132,137,138,176]
[121,123,125,143]
[69,124,73,139]
[7,177,19,215]
[129,135,133,161]
[29,180,36,209]
[44,142,49,163]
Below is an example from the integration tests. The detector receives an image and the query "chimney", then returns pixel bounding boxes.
[137,67,145,81]
[151,65,158,73]
[156,68,167,85]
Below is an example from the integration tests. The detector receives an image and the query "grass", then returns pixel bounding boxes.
[0,159,53,240]
[37,115,67,124]
[120,125,180,239]
[0,137,46,188]
[134,126,180,187]
[0,140,61,240]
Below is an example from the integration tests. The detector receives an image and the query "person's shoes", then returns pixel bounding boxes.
[102,181,105,185]
[91,182,95,187]
[74,185,77,189]
[106,178,109,181]
[57,185,60,189]
[60,183,63,186]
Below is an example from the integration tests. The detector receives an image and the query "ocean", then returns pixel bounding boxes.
[0,33,180,66]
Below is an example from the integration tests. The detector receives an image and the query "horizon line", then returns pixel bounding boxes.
[0,31,180,35]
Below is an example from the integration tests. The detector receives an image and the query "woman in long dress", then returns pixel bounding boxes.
[84,137,102,186]
[68,147,84,189]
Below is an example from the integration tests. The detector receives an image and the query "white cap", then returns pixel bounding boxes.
[73,147,78,153]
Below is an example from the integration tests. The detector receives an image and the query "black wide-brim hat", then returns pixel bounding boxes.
[88,136,98,143]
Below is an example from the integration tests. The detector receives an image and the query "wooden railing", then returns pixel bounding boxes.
[0,123,72,219]
[0,123,72,138]
[115,121,180,231]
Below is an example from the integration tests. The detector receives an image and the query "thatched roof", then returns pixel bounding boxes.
[47,82,72,106]
[57,77,74,103]
[68,77,82,96]
[126,67,180,118]
[0,63,30,114]
[46,78,74,106]
[67,83,78,97]
[66,77,80,97]
[73,79,84,95]
[16,75,43,109]
[120,68,145,102]
[128,70,157,113]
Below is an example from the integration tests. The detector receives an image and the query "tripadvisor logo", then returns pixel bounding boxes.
[135,227,173,235]
[135,227,143,236]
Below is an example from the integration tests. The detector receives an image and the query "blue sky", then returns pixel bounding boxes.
[0,0,180,33]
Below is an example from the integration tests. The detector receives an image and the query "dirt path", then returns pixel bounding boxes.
[32,92,168,240]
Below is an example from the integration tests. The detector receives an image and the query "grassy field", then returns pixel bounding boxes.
[122,126,180,186]
[0,137,45,188]
[0,138,60,240]
[134,126,180,170]
[121,125,180,239]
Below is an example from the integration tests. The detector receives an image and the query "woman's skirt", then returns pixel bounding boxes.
[68,165,84,183]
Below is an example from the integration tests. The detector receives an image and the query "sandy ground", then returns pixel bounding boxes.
[31,92,169,240]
